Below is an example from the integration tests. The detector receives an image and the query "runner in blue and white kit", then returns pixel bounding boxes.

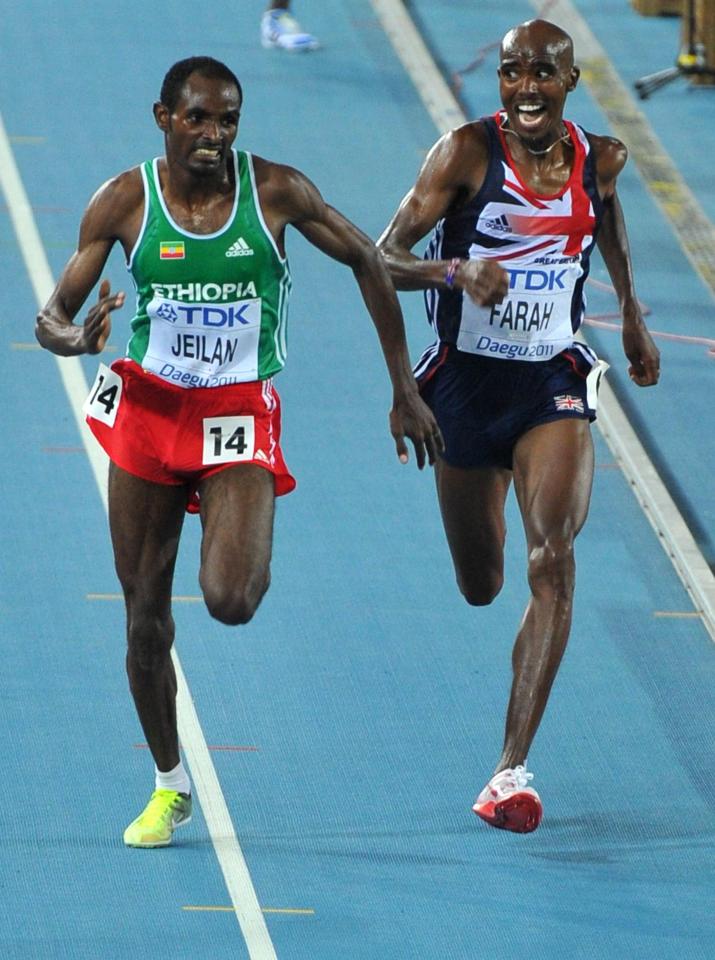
[379,19,659,833]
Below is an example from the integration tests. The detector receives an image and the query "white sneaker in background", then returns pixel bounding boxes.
[261,10,319,52]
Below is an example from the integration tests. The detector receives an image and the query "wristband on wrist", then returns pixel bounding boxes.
[445,258,460,288]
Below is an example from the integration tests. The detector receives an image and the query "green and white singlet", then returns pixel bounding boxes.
[126,149,291,388]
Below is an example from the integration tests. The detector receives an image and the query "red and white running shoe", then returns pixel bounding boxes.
[472,764,543,833]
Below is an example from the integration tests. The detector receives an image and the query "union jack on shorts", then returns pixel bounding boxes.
[554,394,584,413]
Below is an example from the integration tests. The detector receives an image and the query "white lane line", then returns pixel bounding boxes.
[532,0,715,296]
[596,377,715,639]
[0,110,278,959]
[368,0,465,134]
[529,0,715,635]
[172,656,278,955]
[370,0,715,641]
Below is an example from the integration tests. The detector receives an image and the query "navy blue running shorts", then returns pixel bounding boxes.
[417,344,604,470]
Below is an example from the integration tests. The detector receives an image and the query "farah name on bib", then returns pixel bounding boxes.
[458,262,584,359]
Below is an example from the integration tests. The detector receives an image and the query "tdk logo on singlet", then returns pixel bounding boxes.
[153,298,253,326]
[507,268,568,291]
[156,303,179,323]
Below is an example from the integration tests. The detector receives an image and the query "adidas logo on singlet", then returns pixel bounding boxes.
[484,214,511,233]
[225,237,254,257]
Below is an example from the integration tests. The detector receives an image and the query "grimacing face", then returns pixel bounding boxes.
[498,24,578,147]
[156,72,241,176]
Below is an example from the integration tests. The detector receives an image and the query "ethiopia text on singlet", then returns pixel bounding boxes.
[126,149,291,388]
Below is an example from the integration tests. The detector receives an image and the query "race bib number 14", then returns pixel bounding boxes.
[83,363,122,427]
[202,416,256,465]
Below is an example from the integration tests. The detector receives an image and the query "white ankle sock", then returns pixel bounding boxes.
[155,760,191,795]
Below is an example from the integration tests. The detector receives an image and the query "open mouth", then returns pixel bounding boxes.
[514,103,548,128]
[193,147,221,161]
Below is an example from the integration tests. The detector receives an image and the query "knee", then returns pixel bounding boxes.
[458,570,504,607]
[201,571,271,626]
[527,538,576,597]
[126,612,175,673]
[205,592,258,626]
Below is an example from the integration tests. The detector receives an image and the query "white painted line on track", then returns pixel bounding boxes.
[369,0,465,134]
[370,0,715,641]
[532,0,715,297]
[529,0,715,636]
[596,377,715,639]
[0,114,107,498]
[0,110,278,959]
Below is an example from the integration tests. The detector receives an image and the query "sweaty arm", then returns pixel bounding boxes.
[35,170,141,356]
[377,124,508,307]
[257,159,443,467]
[592,136,660,386]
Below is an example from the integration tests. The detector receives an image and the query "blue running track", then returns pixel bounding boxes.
[1,2,713,958]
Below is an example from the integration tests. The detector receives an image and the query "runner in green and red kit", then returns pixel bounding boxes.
[86,144,297,510]
[36,56,442,847]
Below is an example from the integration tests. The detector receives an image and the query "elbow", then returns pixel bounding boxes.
[35,312,50,349]
[376,235,396,264]
[375,241,401,284]
[351,238,384,278]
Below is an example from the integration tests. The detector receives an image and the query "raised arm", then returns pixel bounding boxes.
[35,170,142,356]
[592,136,660,387]
[256,158,443,467]
[377,124,508,306]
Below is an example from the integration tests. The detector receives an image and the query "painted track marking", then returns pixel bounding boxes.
[0,109,278,960]
[369,0,715,641]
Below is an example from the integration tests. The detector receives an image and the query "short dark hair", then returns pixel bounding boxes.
[160,57,243,111]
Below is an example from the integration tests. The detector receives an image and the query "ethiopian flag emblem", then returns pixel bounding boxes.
[160,241,185,260]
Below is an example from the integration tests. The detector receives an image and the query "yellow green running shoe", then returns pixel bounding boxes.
[123,789,192,848]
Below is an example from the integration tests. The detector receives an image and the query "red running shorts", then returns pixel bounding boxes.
[84,358,296,512]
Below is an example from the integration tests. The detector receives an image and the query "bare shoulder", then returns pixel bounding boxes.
[251,153,323,220]
[587,133,628,182]
[81,166,145,240]
[252,154,314,191]
[419,121,489,197]
[427,120,488,167]
[453,119,490,151]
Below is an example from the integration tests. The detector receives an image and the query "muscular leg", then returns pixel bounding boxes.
[496,418,594,772]
[108,464,187,772]
[435,460,512,606]
[197,464,276,625]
